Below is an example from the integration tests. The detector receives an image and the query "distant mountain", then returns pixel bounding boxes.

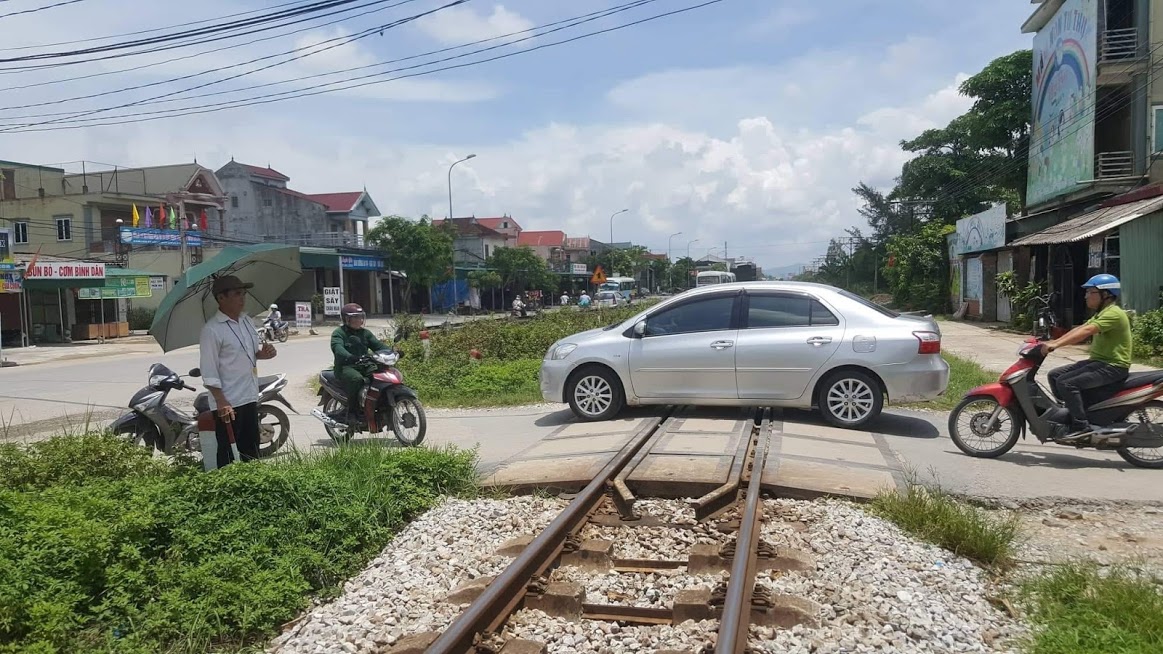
[760,262,808,279]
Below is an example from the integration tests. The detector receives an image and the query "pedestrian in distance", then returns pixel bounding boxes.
[199,275,277,468]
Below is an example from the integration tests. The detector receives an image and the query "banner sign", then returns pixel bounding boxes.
[0,228,11,263]
[954,203,1007,255]
[571,263,587,275]
[323,287,341,315]
[119,227,203,248]
[77,276,152,299]
[25,261,105,279]
[295,302,312,328]
[340,255,384,271]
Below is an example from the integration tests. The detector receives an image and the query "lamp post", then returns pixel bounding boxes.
[609,208,628,245]
[686,238,700,289]
[667,231,682,290]
[447,153,476,312]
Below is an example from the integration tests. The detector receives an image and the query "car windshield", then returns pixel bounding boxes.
[839,289,900,318]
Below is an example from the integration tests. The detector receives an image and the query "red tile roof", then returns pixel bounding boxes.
[517,230,566,247]
[239,164,290,181]
[307,191,363,213]
[432,217,505,238]
[476,216,522,232]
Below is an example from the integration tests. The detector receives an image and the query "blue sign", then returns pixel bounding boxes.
[340,255,384,271]
[119,227,202,248]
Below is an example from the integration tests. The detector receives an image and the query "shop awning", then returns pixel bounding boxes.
[300,246,339,269]
[1010,195,1163,247]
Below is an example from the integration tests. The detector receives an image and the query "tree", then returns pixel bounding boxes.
[884,222,954,313]
[589,245,650,281]
[365,215,453,312]
[669,256,697,290]
[487,246,553,294]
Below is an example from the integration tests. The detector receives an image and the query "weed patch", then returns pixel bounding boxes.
[0,433,477,653]
[1018,563,1163,654]
[870,482,1020,569]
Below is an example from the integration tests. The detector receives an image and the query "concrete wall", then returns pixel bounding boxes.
[217,163,327,244]
[0,196,93,257]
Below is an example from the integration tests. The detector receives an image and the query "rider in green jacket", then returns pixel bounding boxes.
[330,303,390,422]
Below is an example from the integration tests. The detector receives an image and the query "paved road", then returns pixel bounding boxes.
[2,339,1160,502]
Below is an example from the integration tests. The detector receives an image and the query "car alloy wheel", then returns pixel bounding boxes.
[574,374,614,418]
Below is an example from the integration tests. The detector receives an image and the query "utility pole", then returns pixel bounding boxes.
[176,195,188,275]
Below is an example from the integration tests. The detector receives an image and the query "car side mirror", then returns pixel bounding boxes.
[188,368,201,377]
[633,320,647,338]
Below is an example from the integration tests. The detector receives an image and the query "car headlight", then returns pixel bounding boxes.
[550,343,577,360]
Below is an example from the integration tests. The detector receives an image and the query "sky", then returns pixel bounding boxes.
[0,0,1034,272]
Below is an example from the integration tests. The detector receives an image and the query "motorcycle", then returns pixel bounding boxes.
[259,318,290,343]
[948,337,1163,468]
[310,349,427,447]
[110,363,295,460]
[1029,292,1065,340]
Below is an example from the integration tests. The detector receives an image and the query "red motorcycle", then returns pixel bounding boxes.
[948,337,1163,468]
[310,350,427,447]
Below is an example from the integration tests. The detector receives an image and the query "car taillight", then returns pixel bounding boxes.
[914,331,941,355]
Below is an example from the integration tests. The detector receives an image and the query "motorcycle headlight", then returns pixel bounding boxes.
[550,343,577,360]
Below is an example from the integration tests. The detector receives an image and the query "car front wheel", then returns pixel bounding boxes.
[818,370,883,429]
[567,367,624,422]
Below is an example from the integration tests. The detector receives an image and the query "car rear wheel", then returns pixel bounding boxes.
[567,367,624,422]
[819,370,883,429]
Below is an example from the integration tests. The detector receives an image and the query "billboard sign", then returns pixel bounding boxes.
[0,228,11,263]
[77,276,152,299]
[954,203,1007,255]
[339,255,384,271]
[119,227,203,248]
[323,287,341,315]
[25,261,106,279]
[1028,0,1097,206]
[570,263,587,275]
[295,302,312,328]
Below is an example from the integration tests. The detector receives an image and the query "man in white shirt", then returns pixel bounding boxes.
[199,275,277,467]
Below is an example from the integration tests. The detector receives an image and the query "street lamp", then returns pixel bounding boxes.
[609,208,628,245]
[667,231,682,291]
[686,238,700,259]
[447,153,476,312]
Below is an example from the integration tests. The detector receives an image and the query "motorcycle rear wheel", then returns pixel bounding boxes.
[277,328,289,343]
[949,395,1020,458]
[257,404,291,457]
[1117,401,1163,469]
[321,396,354,445]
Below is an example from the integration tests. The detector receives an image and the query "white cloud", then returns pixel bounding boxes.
[414,4,533,45]
[748,5,816,37]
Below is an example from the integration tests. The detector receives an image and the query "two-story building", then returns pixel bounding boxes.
[431,216,509,268]
[978,0,1163,325]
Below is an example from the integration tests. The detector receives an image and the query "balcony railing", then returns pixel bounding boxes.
[1096,151,1134,178]
[1100,28,1138,62]
[294,233,367,248]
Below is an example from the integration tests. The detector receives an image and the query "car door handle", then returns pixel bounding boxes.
[710,340,734,350]
[806,336,833,346]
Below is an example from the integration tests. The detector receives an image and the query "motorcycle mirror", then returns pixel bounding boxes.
[189,368,201,377]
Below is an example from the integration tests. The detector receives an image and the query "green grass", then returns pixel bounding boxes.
[906,352,999,412]
[0,433,477,653]
[869,481,1020,569]
[1018,563,1163,654]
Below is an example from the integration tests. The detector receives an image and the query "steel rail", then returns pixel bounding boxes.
[714,409,772,654]
[427,414,667,654]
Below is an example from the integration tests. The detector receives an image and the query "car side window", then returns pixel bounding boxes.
[746,294,840,328]
[645,295,735,336]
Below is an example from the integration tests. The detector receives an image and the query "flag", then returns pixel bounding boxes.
[199,209,208,231]
[168,206,177,229]
[25,245,43,278]
[159,205,165,229]
[131,204,140,228]
[144,206,153,228]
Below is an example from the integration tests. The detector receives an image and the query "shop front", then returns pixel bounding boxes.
[340,254,385,314]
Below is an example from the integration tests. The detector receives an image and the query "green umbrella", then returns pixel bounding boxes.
[150,244,302,352]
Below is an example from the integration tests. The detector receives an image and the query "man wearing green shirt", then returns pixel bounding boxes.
[329,303,390,423]
[1043,274,1131,438]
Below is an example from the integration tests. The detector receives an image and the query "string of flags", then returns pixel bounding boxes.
[128,204,211,231]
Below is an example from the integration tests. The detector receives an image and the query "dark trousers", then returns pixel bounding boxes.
[1048,360,1129,426]
[214,401,260,467]
[337,367,367,414]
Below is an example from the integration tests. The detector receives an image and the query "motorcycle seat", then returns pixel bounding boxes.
[321,370,338,384]
[1121,370,1163,389]
[194,393,210,414]
[258,374,281,388]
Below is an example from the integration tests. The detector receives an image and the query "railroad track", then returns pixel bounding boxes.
[399,408,819,654]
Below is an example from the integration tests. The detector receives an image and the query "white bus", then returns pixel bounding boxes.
[599,276,638,301]
[696,270,736,287]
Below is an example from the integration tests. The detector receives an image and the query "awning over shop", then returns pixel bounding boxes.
[300,246,339,269]
[1010,195,1163,247]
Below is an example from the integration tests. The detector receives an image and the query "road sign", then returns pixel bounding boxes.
[323,287,341,315]
[295,302,312,328]
[591,266,607,284]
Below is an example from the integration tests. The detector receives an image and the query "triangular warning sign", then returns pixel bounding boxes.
[591,265,607,284]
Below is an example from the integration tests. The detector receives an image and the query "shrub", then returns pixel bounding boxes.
[1132,307,1163,359]
[995,270,1045,331]
[127,307,155,331]
[0,436,477,653]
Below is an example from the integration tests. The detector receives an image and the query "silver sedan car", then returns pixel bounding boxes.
[540,281,949,428]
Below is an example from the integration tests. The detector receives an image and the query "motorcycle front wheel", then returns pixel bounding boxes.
[391,397,427,446]
[948,395,1020,458]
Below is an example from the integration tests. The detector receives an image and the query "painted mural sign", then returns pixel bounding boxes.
[1028,0,1097,206]
[955,203,1007,255]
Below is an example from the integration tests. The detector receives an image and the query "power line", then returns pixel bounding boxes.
[0,0,87,21]
[0,0,655,118]
[0,0,725,132]
[0,0,373,66]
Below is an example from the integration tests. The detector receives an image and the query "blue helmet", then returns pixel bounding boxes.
[1082,273,1120,298]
